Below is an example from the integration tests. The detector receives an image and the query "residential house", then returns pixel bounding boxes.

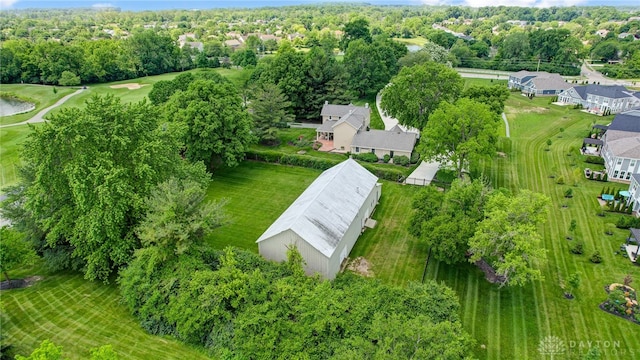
[601,109,640,182]
[508,71,570,96]
[257,159,381,279]
[224,39,242,49]
[628,173,640,213]
[557,85,640,115]
[351,125,417,160]
[596,29,610,37]
[317,103,370,152]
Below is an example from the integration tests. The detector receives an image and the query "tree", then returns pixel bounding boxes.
[566,272,581,298]
[248,82,294,144]
[420,98,500,178]
[398,43,452,67]
[380,62,463,130]
[343,39,397,98]
[231,49,257,68]
[340,18,371,50]
[498,32,531,60]
[136,178,225,260]
[7,95,188,281]
[57,71,81,86]
[15,340,65,360]
[0,227,36,282]
[126,30,179,76]
[468,190,550,287]
[164,79,255,171]
[461,85,510,115]
[410,179,492,264]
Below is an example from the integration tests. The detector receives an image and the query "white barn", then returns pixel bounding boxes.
[256,159,381,279]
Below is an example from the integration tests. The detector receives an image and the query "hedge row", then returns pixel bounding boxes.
[245,150,408,182]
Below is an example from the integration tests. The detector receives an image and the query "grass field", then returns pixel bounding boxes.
[0,124,38,189]
[1,265,210,359]
[0,85,75,126]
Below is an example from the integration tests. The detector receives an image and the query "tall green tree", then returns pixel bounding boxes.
[380,62,463,130]
[420,98,500,178]
[410,179,492,264]
[0,227,37,282]
[7,95,186,281]
[164,79,255,171]
[126,30,179,76]
[468,190,550,287]
[340,18,372,50]
[248,82,294,144]
[343,39,398,98]
[136,178,225,260]
[461,85,510,115]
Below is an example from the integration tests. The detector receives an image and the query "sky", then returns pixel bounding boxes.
[0,0,638,10]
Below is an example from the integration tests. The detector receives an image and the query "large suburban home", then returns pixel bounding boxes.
[317,103,417,160]
[508,71,570,96]
[601,109,640,182]
[256,159,381,279]
[351,125,417,159]
[557,85,640,115]
[317,103,370,152]
[628,174,640,214]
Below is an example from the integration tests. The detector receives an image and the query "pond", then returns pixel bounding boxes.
[0,96,35,117]
[406,45,422,52]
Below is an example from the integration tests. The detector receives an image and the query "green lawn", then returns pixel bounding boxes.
[424,95,640,359]
[0,124,38,189]
[1,264,210,359]
[0,85,75,126]
[204,161,321,251]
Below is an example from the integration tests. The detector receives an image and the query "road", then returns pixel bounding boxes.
[0,88,85,128]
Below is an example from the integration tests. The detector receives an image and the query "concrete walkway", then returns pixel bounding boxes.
[0,88,85,128]
[502,113,510,138]
[376,92,439,186]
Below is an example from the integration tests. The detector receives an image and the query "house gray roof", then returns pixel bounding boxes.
[527,75,570,91]
[568,85,639,100]
[632,173,640,185]
[321,103,369,119]
[334,112,365,130]
[317,120,336,132]
[608,110,640,133]
[256,159,379,258]
[512,70,552,79]
[351,129,417,153]
[605,130,640,158]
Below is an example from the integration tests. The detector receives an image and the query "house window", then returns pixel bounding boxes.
[620,171,626,179]
[631,160,636,168]
[371,149,376,154]
[617,159,623,165]
[390,151,394,158]
[627,172,632,180]
[614,170,619,178]
[355,147,360,153]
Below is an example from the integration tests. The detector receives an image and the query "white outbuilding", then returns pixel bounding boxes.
[256,158,381,279]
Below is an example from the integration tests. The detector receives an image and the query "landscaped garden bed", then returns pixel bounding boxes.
[600,283,640,326]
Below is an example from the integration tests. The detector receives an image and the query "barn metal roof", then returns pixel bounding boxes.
[256,158,379,258]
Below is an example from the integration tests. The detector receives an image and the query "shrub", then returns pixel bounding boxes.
[585,156,605,165]
[410,152,420,164]
[383,154,391,163]
[590,251,602,263]
[564,188,573,198]
[556,176,565,185]
[356,152,379,163]
[616,215,640,229]
[394,155,410,166]
[570,241,584,255]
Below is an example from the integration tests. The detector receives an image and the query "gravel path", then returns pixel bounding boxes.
[0,88,85,128]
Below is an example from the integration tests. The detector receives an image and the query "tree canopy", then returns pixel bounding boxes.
[4,95,195,281]
[468,190,550,287]
[0,227,37,282]
[248,82,294,144]
[420,98,500,178]
[163,79,255,171]
[380,62,463,130]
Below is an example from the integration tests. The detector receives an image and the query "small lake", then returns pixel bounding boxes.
[406,45,422,52]
[0,96,35,117]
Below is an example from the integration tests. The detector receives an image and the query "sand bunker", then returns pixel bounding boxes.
[110,83,144,90]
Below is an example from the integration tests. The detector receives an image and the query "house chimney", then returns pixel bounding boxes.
[365,103,369,108]
[325,100,328,105]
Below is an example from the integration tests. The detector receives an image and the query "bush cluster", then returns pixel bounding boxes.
[119,246,474,358]
[394,155,410,166]
[355,152,379,163]
[585,156,605,165]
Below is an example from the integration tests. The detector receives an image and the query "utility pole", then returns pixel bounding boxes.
[536,58,541,72]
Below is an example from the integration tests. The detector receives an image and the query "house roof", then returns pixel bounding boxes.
[321,103,369,119]
[224,39,242,47]
[583,138,603,145]
[608,110,640,132]
[351,129,417,153]
[527,76,571,91]
[567,85,639,100]
[632,173,640,185]
[512,70,552,79]
[334,112,365,130]
[256,159,379,258]
[605,130,640,158]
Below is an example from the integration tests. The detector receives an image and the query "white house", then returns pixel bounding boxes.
[256,159,381,279]
[601,109,640,182]
[628,173,640,214]
[351,125,417,159]
[557,85,640,115]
